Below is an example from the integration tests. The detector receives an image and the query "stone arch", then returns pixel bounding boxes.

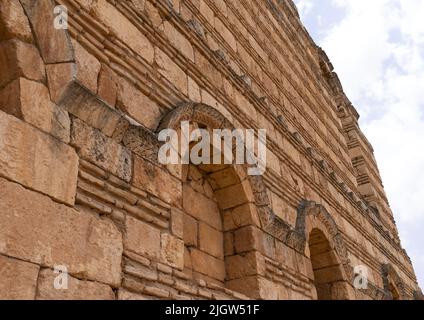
[382,264,407,300]
[295,200,354,300]
[157,102,275,229]
[157,102,273,298]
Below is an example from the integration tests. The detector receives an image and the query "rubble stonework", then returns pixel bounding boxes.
[0,0,422,300]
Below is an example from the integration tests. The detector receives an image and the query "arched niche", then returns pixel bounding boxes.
[382,264,407,300]
[157,102,272,298]
[295,200,354,300]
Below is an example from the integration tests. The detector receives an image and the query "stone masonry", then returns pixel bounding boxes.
[0,0,422,300]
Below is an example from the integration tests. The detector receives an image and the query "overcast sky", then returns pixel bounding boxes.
[293,0,424,289]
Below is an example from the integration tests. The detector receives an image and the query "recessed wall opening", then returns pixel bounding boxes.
[308,228,349,300]
[180,133,257,297]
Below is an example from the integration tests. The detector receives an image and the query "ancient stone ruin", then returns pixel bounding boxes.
[0,0,422,300]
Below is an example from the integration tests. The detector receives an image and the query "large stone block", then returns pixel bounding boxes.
[182,185,222,230]
[92,0,154,63]
[20,0,74,63]
[190,248,225,281]
[71,39,101,93]
[161,233,184,270]
[36,269,115,300]
[198,222,224,260]
[0,78,70,142]
[71,117,132,182]
[0,39,45,87]
[0,179,123,287]
[155,48,188,95]
[0,111,77,205]
[0,255,39,300]
[0,0,33,42]
[133,156,182,207]
[117,77,162,130]
[124,216,161,259]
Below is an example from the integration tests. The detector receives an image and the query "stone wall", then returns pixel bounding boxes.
[0,0,421,300]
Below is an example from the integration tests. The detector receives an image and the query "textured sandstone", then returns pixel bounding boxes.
[0,255,39,300]
[0,78,70,142]
[0,178,123,287]
[0,39,45,87]
[0,0,33,42]
[0,111,77,204]
[124,216,161,259]
[36,269,115,300]
[20,0,74,63]
[71,118,132,182]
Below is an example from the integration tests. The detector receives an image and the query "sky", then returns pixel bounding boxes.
[293,0,424,289]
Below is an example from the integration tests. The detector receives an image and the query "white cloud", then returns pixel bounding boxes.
[295,0,424,289]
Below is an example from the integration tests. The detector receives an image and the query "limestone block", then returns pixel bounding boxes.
[183,185,222,230]
[164,21,194,62]
[98,65,117,107]
[20,0,74,63]
[45,62,75,104]
[71,118,132,182]
[0,178,123,286]
[0,0,33,42]
[171,207,184,239]
[124,216,161,259]
[214,18,236,51]
[198,222,224,259]
[117,77,162,130]
[0,39,45,87]
[161,233,184,270]
[92,0,154,63]
[133,156,182,207]
[214,181,254,210]
[190,248,225,281]
[0,255,39,300]
[225,252,262,280]
[71,39,101,93]
[0,111,78,205]
[0,78,70,142]
[155,48,188,95]
[36,269,115,300]
[183,212,198,247]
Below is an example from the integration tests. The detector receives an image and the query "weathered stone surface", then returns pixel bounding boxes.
[0,111,77,205]
[0,0,33,42]
[98,65,118,107]
[171,207,184,239]
[183,185,222,230]
[133,156,182,207]
[0,39,45,87]
[45,62,76,104]
[0,178,123,287]
[117,77,162,129]
[161,233,184,270]
[36,269,115,300]
[183,212,198,247]
[20,0,74,63]
[118,289,150,300]
[125,216,161,259]
[0,255,39,300]
[0,78,70,142]
[71,117,132,182]
[190,248,225,281]
[155,48,188,95]
[199,222,224,260]
[92,0,154,63]
[0,0,420,301]
[164,21,194,62]
[71,39,101,93]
